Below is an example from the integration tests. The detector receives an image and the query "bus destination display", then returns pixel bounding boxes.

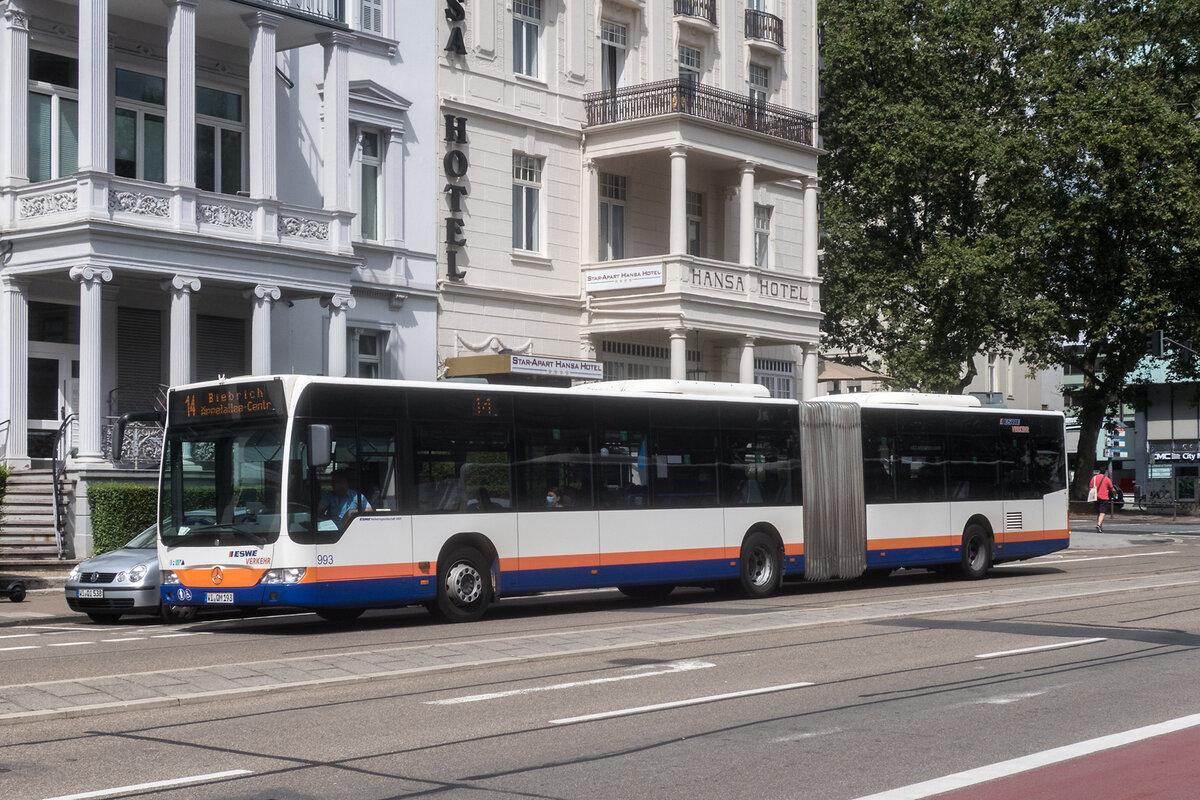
[171,381,285,423]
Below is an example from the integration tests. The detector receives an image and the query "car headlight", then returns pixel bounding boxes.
[126,564,149,584]
[260,567,306,585]
[68,566,81,582]
[161,570,181,585]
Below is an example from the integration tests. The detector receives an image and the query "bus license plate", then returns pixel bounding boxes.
[206,592,234,604]
[77,588,103,599]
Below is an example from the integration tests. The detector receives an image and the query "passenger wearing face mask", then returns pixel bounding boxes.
[546,487,564,508]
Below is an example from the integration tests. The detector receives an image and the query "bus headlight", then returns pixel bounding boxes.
[161,570,181,585]
[260,568,306,585]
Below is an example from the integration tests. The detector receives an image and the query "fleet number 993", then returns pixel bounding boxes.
[317,554,335,566]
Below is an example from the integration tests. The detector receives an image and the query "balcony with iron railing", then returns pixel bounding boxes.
[674,0,717,27]
[234,0,345,25]
[745,9,784,48]
[584,79,814,147]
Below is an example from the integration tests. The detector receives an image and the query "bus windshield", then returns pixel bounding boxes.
[160,421,286,545]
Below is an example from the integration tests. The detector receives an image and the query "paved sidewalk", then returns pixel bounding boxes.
[3,568,1200,725]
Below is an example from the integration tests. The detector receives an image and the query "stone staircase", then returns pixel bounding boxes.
[0,469,67,563]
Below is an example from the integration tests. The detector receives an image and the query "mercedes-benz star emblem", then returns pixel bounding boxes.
[211,565,224,585]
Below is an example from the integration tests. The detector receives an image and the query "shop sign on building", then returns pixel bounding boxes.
[584,264,664,291]
[510,355,604,379]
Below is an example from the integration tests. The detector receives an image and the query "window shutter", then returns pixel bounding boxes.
[195,315,247,381]
[116,308,164,415]
[361,0,383,33]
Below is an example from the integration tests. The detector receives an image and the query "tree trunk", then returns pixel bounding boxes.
[1072,400,1107,501]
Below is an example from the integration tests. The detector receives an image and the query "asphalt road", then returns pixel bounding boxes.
[2,517,1199,800]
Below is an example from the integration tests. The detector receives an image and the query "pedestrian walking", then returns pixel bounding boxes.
[1090,469,1116,532]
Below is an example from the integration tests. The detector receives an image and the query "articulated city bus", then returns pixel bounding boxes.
[156,376,1068,622]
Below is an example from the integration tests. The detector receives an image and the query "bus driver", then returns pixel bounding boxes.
[319,469,373,523]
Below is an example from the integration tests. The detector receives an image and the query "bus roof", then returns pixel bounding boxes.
[571,379,773,399]
[814,392,984,408]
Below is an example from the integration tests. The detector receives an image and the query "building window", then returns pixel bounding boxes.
[359,130,381,241]
[679,45,701,83]
[513,0,542,78]
[749,64,769,130]
[686,190,703,256]
[512,154,543,252]
[755,358,793,399]
[196,85,244,195]
[359,0,384,34]
[754,204,772,268]
[115,69,165,183]
[599,172,626,261]
[28,50,79,184]
[356,331,383,379]
[601,21,628,92]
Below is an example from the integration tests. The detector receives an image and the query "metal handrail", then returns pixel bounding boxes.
[51,413,77,560]
[0,418,9,460]
[675,0,717,25]
[584,78,815,146]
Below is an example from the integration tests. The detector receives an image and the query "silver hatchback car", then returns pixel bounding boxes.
[65,524,196,624]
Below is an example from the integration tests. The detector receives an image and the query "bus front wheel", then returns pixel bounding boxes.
[960,524,992,580]
[739,531,783,598]
[433,546,492,623]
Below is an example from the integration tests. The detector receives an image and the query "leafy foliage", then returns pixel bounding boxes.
[0,465,8,513]
[821,0,1200,493]
[87,482,157,554]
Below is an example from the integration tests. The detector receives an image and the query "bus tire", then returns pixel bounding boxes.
[433,546,492,623]
[617,584,675,602]
[960,524,992,580]
[739,531,783,598]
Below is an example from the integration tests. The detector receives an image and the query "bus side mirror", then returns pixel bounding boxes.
[308,424,333,468]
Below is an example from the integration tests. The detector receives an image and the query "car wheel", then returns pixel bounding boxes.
[86,612,121,624]
[160,604,197,624]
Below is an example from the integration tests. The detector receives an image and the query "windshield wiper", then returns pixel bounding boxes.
[188,523,267,546]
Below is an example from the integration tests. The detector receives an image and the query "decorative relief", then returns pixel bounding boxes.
[108,190,170,217]
[4,9,30,31]
[19,190,78,218]
[198,203,253,229]
[278,215,330,240]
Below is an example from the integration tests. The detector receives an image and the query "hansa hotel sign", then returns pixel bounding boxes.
[584,264,664,291]
[510,355,604,380]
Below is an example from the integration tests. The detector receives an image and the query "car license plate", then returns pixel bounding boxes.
[77,588,103,599]
[205,592,234,604]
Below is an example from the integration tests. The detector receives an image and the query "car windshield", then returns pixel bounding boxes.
[160,422,286,545]
[125,525,159,549]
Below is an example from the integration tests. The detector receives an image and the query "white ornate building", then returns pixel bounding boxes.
[436,0,823,394]
[0,0,437,555]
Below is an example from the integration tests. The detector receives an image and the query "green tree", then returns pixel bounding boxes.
[820,0,1053,393]
[1015,0,1200,498]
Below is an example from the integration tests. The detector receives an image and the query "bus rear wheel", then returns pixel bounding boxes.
[739,531,782,598]
[433,546,492,623]
[960,524,992,580]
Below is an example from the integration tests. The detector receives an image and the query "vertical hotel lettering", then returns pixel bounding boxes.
[444,1,468,280]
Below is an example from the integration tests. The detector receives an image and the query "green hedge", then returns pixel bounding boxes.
[88,482,158,554]
[0,464,9,514]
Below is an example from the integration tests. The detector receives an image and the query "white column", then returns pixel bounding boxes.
[165,0,198,187]
[70,265,113,462]
[582,159,598,262]
[669,146,689,256]
[739,162,756,266]
[384,127,406,247]
[739,336,756,384]
[1,275,29,465]
[250,284,280,375]
[802,177,819,278]
[802,345,820,400]
[669,328,688,382]
[77,0,109,173]
[319,32,355,211]
[0,3,30,186]
[163,275,199,387]
[324,293,355,377]
[245,11,281,200]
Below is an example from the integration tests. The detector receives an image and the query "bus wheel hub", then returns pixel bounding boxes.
[446,563,483,605]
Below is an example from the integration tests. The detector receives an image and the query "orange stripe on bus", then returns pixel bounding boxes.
[173,567,267,588]
[600,547,733,567]
[1001,528,1071,543]
[314,564,416,581]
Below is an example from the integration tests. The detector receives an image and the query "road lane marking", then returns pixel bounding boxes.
[549,682,813,725]
[101,637,145,643]
[40,769,253,800]
[851,712,1200,800]
[428,660,715,705]
[151,632,210,639]
[48,641,94,648]
[0,633,40,639]
[1005,551,1177,566]
[0,645,39,652]
[975,637,1107,659]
